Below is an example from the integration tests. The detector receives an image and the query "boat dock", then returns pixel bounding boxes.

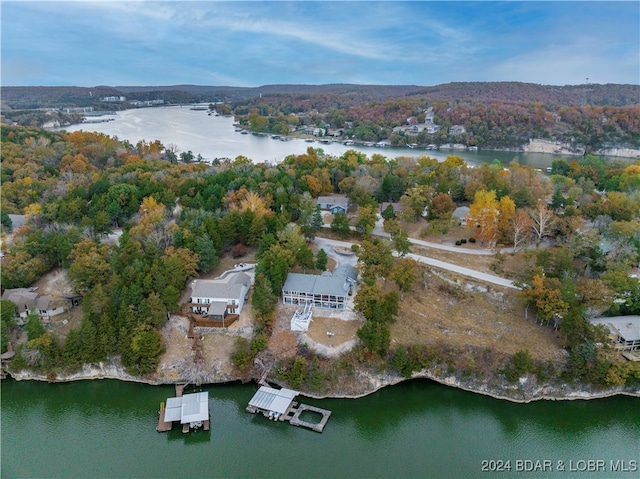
[157,384,210,433]
[246,385,332,433]
[286,403,331,433]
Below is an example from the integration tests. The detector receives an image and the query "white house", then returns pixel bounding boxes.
[449,125,467,136]
[190,273,251,320]
[282,265,357,310]
[591,316,640,352]
[1,288,65,320]
[453,206,470,226]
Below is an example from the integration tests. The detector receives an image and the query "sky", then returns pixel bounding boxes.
[1,1,638,87]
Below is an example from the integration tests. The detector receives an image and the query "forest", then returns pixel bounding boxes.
[1,123,639,390]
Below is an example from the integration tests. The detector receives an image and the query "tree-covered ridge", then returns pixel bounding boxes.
[231,95,640,151]
[4,82,639,109]
[1,124,639,388]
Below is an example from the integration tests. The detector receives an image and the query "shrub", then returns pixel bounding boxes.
[230,243,247,258]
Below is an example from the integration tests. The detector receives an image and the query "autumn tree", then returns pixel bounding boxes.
[68,239,111,291]
[356,238,394,282]
[467,189,500,247]
[390,258,418,293]
[496,195,516,246]
[520,275,570,327]
[355,204,379,236]
[427,192,456,221]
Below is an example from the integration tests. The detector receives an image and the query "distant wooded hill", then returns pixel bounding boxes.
[2,82,639,110]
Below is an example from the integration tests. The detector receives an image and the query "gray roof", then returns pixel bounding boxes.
[453,206,469,219]
[333,264,357,282]
[591,316,640,342]
[248,386,298,415]
[283,272,350,296]
[7,214,26,229]
[206,301,228,317]
[317,196,349,208]
[283,265,357,296]
[227,272,251,285]
[191,278,247,300]
[36,295,53,311]
[2,289,39,314]
[164,392,209,424]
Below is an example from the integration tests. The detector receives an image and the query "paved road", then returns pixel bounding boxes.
[313,236,519,289]
[371,218,499,255]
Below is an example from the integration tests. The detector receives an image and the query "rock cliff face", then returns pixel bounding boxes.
[7,359,639,403]
[522,138,640,159]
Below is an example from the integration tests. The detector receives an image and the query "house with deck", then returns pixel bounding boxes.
[1,288,65,320]
[317,195,350,214]
[591,316,640,352]
[189,273,251,320]
[282,265,357,310]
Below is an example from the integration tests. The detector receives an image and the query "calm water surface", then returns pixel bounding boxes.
[2,379,638,478]
[60,106,564,168]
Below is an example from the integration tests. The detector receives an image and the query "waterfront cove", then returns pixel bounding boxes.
[2,378,639,479]
[58,106,574,169]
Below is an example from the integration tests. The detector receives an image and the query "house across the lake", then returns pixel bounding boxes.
[317,195,350,214]
[281,265,357,310]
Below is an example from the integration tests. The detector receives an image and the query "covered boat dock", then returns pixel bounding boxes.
[157,386,210,433]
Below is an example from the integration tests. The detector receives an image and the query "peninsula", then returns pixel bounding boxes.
[1,83,640,403]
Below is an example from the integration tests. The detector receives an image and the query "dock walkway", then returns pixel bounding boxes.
[288,404,331,433]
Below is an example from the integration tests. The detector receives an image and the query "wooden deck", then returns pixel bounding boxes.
[156,402,173,432]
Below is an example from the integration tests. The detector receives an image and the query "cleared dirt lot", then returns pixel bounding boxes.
[391,267,563,361]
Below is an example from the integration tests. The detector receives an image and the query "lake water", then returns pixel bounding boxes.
[1,379,638,478]
[60,106,561,168]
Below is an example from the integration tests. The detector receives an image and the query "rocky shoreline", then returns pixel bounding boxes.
[7,361,639,404]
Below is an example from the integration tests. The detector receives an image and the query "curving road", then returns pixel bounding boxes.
[313,235,519,289]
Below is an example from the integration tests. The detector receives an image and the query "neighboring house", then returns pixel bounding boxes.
[591,316,640,352]
[449,125,467,136]
[7,214,27,232]
[1,288,65,320]
[380,202,404,215]
[282,265,357,310]
[189,273,251,320]
[304,127,324,137]
[453,206,470,226]
[317,195,350,214]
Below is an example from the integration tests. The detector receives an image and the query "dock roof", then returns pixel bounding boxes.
[248,386,298,416]
[164,391,209,424]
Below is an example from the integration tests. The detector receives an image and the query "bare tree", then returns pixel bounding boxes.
[528,203,556,243]
[510,209,533,253]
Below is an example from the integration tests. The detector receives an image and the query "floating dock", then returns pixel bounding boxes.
[246,385,331,433]
[287,403,331,433]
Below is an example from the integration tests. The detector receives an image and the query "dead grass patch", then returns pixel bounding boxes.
[390,266,563,362]
[306,315,364,347]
